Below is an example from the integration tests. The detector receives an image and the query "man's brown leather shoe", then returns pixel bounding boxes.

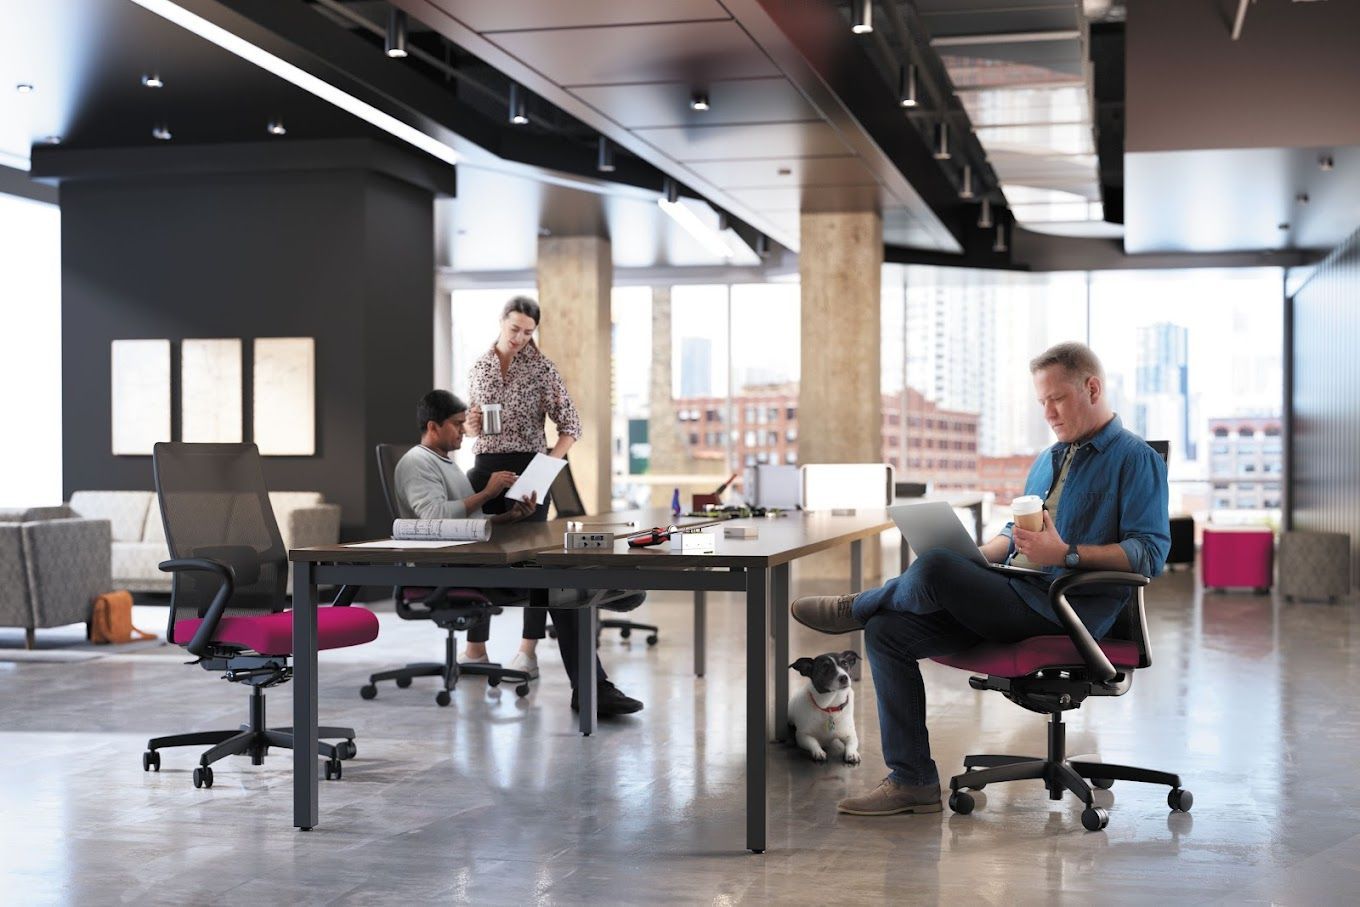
[790,594,862,635]
[837,778,942,816]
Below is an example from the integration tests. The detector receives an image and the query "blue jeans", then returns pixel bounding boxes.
[850,549,1065,787]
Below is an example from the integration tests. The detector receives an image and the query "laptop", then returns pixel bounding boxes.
[889,501,1047,578]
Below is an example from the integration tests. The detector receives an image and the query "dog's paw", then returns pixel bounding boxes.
[809,747,828,762]
[844,751,862,765]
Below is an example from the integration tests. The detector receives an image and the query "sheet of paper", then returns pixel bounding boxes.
[505,453,568,505]
[344,539,479,549]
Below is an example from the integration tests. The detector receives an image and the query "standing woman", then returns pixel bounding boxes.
[463,296,580,678]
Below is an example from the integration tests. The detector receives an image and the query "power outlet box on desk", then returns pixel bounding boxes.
[565,531,614,550]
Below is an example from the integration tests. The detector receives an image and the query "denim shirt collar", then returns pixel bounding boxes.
[1048,413,1123,458]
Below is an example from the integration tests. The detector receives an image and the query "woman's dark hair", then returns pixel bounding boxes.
[501,295,541,325]
[416,389,467,432]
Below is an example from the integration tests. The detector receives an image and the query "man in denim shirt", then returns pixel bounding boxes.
[792,342,1169,817]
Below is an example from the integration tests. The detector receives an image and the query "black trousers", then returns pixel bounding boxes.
[468,451,551,641]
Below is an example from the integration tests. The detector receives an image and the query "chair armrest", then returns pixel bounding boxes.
[283,504,341,552]
[22,518,112,630]
[1046,570,1150,683]
[159,557,234,656]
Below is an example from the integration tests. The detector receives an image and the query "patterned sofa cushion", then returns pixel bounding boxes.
[69,491,153,543]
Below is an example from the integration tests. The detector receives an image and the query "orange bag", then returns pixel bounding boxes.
[90,591,157,644]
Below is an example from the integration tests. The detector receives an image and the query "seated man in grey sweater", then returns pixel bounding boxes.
[394,390,643,716]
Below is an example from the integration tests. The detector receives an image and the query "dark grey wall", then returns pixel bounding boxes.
[59,161,434,539]
[1290,227,1360,587]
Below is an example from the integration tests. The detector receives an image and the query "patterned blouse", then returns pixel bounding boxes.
[467,342,582,455]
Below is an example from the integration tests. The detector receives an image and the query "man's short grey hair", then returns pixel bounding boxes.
[1029,342,1105,385]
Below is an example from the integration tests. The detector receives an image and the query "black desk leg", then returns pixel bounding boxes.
[746,567,769,853]
[578,593,598,736]
[847,539,864,681]
[292,561,319,831]
[771,564,790,742]
[694,589,706,678]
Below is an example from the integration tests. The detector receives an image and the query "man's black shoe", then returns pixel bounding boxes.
[570,680,644,716]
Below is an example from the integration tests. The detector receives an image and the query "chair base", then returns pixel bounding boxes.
[548,619,660,647]
[946,712,1189,829]
[143,686,355,787]
[361,625,533,706]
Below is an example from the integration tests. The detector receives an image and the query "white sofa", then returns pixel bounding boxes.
[67,491,341,593]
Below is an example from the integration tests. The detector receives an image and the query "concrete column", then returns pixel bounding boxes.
[536,235,612,514]
[798,209,885,583]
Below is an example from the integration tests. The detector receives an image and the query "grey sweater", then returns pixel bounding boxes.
[393,445,485,520]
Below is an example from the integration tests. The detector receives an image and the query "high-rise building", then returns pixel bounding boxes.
[679,337,712,398]
[1134,322,1193,461]
[1206,416,1282,510]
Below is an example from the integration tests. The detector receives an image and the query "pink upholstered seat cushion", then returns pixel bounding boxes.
[932,635,1141,678]
[174,606,379,656]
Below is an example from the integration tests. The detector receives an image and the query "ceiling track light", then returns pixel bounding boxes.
[978,197,993,229]
[267,119,287,136]
[385,9,408,58]
[851,0,873,34]
[992,222,1007,254]
[690,90,710,112]
[596,136,615,172]
[959,164,974,200]
[152,124,172,141]
[508,83,528,125]
[754,233,770,257]
[663,178,680,204]
[897,64,918,108]
[933,121,951,160]
[141,73,163,88]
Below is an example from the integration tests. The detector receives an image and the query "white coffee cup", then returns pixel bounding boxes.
[482,402,503,435]
[1012,494,1044,532]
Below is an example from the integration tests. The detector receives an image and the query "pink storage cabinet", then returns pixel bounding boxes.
[1201,527,1274,592]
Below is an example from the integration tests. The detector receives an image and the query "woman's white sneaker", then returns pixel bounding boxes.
[507,651,539,679]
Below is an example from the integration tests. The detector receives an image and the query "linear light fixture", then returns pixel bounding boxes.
[509,83,528,125]
[127,0,460,166]
[596,136,614,172]
[897,64,918,108]
[658,196,733,260]
[385,9,408,58]
[851,0,873,34]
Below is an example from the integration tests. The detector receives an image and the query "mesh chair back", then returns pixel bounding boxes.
[549,461,586,519]
[375,443,415,521]
[153,443,288,632]
[1106,440,1168,666]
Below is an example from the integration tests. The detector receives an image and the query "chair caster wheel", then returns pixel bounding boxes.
[395,677,412,689]
[359,684,377,700]
[515,683,531,697]
[324,758,342,781]
[1081,806,1109,831]
[646,634,659,646]
[488,676,501,688]
[337,740,357,760]
[192,765,213,789]
[1168,788,1193,812]
[142,750,160,772]
[435,690,452,707]
[619,627,632,639]
[948,792,974,814]
[1091,777,1114,790]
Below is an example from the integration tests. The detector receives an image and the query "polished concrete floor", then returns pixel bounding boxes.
[2,565,1359,905]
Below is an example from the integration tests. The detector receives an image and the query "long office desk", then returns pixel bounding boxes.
[289,507,893,853]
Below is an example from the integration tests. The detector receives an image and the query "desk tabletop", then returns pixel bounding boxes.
[289,507,717,565]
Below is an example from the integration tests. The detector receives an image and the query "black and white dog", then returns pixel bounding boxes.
[788,651,860,765]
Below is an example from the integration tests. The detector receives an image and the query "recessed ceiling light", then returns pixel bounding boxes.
[690,91,710,112]
[15,83,34,93]
[267,120,287,136]
[152,125,172,141]
[141,73,164,88]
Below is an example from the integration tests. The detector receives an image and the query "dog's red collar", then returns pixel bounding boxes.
[808,690,849,713]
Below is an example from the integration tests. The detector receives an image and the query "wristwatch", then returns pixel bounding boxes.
[1064,542,1081,569]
